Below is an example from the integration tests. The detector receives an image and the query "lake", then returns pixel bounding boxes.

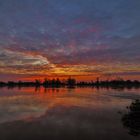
[0,87,139,140]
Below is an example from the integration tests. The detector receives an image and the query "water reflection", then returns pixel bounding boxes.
[0,87,139,140]
[122,99,140,136]
[0,85,140,92]
[0,105,135,140]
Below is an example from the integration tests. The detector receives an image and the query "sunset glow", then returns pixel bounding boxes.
[0,0,140,81]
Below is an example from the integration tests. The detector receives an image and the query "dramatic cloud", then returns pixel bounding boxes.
[0,49,50,66]
[0,0,140,80]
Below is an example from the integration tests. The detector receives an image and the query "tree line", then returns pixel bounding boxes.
[0,77,140,88]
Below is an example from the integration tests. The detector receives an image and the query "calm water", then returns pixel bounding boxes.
[0,87,139,140]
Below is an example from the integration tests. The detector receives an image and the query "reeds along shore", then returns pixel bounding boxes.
[0,77,140,89]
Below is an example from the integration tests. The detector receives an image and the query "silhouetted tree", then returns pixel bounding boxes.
[67,77,76,87]
[43,78,49,86]
[56,78,61,86]
[35,79,41,87]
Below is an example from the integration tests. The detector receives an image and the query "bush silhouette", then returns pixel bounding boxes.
[122,99,140,136]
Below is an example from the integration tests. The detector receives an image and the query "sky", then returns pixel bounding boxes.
[0,0,140,81]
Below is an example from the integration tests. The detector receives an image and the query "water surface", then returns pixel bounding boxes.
[0,87,139,140]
